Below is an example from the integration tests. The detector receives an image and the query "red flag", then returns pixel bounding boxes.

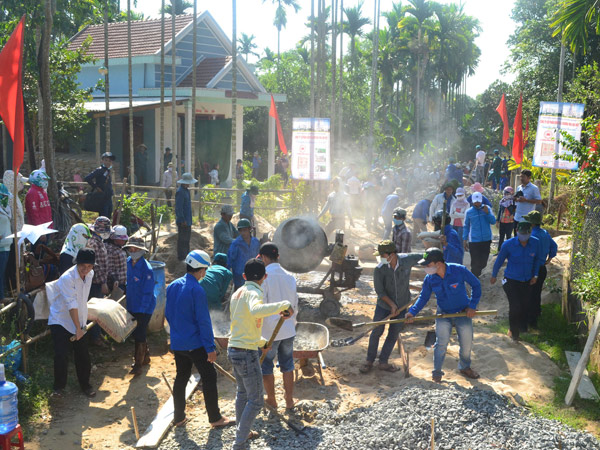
[524,117,529,147]
[583,122,600,169]
[496,93,510,147]
[512,94,524,164]
[269,94,288,155]
[0,16,26,173]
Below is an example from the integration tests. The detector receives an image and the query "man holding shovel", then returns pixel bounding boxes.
[228,258,294,449]
[405,248,481,383]
[359,240,422,374]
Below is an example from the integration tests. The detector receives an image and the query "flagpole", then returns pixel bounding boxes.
[12,169,19,296]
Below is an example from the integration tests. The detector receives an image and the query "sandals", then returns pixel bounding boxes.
[359,362,373,374]
[174,417,188,428]
[210,416,235,429]
[247,430,260,440]
[378,363,400,373]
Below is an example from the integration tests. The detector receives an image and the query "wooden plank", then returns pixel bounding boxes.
[565,309,600,405]
[136,373,201,448]
[565,351,600,401]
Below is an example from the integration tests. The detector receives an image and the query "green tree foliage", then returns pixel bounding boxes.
[0,1,100,158]
[238,32,259,62]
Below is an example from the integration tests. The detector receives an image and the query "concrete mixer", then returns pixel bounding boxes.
[272,217,363,318]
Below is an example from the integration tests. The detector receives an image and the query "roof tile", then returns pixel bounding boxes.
[178,56,231,88]
[68,14,194,59]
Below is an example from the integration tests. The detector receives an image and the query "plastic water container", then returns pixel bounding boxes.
[148,261,166,333]
[0,363,18,434]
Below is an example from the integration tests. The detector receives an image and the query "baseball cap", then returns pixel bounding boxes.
[244,258,266,281]
[524,210,542,225]
[237,218,252,230]
[393,207,407,218]
[472,192,483,203]
[418,248,444,266]
[259,242,279,260]
[74,248,96,265]
[221,205,234,215]
[517,221,533,232]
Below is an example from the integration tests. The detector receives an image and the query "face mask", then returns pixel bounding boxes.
[424,266,437,275]
[99,232,111,240]
[517,232,530,242]
[0,196,8,208]
[128,250,145,261]
[40,179,49,189]
[504,194,513,199]
[393,218,404,226]
[457,195,465,200]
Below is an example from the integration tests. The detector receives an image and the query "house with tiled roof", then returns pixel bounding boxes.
[67,11,284,185]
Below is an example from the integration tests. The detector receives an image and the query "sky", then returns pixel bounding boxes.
[121,0,517,97]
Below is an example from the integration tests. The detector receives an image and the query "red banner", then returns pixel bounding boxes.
[269,94,288,155]
[496,93,510,147]
[0,16,26,173]
[512,94,524,164]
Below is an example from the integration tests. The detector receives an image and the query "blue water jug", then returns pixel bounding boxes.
[0,363,18,434]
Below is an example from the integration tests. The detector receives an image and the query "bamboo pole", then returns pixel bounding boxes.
[0,329,51,360]
[131,406,140,440]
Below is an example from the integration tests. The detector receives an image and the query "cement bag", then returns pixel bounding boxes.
[87,297,136,343]
[36,279,62,320]
[417,230,442,248]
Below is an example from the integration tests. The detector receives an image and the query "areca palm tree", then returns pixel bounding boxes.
[238,32,259,62]
[551,0,600,54]
[162,0,192,15]
[264,0,301,59]
[343,1,370,71]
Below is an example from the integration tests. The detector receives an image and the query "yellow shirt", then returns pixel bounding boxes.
[228,281,291,350]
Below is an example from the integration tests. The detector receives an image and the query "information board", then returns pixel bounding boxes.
[291,118,331,180]
[532,102,584,171]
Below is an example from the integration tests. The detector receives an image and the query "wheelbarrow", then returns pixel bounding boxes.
[212,321,329,385]
[293,322,329,385]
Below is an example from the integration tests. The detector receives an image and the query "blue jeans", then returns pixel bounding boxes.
[260,336,294,375]
[228,347,264,449]
[0,251,9,299]
[366,305,404,364]
[433,314,473,377]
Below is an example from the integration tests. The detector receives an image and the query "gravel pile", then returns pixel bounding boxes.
[158,384,600,450]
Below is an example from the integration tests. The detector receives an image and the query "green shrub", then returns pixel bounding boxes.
[120,193,171,233]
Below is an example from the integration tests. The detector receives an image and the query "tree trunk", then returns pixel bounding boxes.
[330,0,337,156]
[338,0,343,148]
[368,0,379,165]
[310,0,315,117]
[160,0,165,183]
[128,0,134,187]
[171,3,178,175]
[39,0,58,209]
[104,1,110,155]
[191,0,197,178]
[231,0,237,183]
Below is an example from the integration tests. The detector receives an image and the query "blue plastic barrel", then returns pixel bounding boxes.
[148,261,166,333]
[0,364,18,434]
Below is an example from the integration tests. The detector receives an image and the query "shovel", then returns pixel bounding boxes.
[213,362,306,434]
[326,310,498,332]
[260,313,287,364]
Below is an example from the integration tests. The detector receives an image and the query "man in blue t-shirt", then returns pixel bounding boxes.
[406,248,481,383]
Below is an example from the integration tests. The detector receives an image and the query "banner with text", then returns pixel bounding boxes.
[291,118,331,180]
[532,101,584,171]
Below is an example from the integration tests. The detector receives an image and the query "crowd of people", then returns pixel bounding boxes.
[0,142,562,450]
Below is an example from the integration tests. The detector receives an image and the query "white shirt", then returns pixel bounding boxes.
[261,263,298,341]
[347,176,361,195]
[48,265,94,334]
[162,169,175,188]
[475,150,486,167]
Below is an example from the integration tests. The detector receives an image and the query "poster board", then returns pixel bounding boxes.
[291,118,331,180]
[532,102,584,171]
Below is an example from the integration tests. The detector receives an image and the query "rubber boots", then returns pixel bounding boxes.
[130,342,145,376]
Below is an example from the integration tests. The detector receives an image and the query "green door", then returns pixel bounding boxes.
[195,119,232,184]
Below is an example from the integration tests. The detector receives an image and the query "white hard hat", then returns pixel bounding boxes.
[185,250,211,269]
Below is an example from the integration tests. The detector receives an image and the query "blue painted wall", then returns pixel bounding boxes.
[78,63,149,96]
